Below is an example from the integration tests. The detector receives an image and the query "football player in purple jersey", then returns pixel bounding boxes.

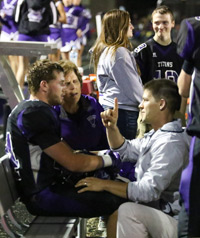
[177,16,200,238]
[134,5,186,135]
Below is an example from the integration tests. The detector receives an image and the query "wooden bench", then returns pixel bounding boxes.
[0,154,86,238]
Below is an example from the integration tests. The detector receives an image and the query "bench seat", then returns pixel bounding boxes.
[0,154,86,238]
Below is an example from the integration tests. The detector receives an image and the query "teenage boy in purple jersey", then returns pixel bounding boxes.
[134,5,186,135]
[134,5,183,84]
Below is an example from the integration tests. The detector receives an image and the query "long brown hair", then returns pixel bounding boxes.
[91,9,132,72]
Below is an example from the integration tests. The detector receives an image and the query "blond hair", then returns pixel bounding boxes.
[59,60,82,86]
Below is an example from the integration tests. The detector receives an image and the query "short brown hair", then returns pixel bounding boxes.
[152,5,174,21]
[144,79,181,114]
[27,59,64,95]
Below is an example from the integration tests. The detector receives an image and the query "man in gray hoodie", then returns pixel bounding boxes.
[76,79,190,238]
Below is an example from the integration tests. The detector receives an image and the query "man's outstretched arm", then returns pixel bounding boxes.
[44,140,121,173]
[44,141,104,172]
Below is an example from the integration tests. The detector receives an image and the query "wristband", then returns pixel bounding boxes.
[101,154,112,167]
[97,150,107,157]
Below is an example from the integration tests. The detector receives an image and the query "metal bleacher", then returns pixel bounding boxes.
[0,40,57,109]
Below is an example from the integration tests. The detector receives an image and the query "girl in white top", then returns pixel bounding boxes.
[91,9,143,139]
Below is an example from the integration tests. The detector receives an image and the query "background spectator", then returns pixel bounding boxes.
[14,0,58,88]
[61,0,91,67]
[133,5,186,136]
[48,0,66,61]
[91,9,143,140]
[0,0,18,75]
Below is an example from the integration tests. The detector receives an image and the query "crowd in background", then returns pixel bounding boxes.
[0,0,91,88]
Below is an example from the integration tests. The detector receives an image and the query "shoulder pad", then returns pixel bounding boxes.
[134,43,147,54]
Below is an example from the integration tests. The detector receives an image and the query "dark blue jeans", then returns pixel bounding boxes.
[102,105,139,140]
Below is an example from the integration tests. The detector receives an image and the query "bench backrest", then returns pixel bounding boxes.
[0,154,19,217]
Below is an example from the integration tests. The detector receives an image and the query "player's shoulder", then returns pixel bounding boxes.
[180,16,200,30]
[134,39,153,54]
[134,42,148,54]
[25,100,50,110]
[190,16,200,30]
[20,100,55,119]
[187,16,200,24]
[22,101,59,129]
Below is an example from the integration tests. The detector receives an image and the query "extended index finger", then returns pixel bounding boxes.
[113,97,118,115]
